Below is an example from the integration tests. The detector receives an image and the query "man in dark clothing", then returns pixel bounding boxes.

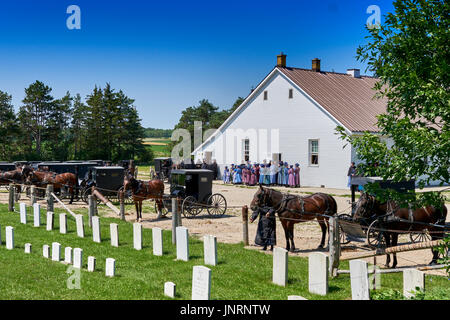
[250,206,277,251]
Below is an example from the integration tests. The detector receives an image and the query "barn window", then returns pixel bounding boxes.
[309,140,319,165]
[289,89,293,99]
[243,139,250,161]
[263,91,268,100]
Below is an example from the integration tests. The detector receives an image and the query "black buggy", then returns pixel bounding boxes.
[154,157,172,181]
[159,169,227,218]
[338,176,417,248]
[0,162,17,172]
[80,166,126,204]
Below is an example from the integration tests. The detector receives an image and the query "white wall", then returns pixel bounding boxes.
[195,70,352,189]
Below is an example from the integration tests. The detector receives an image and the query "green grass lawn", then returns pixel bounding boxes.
[0,203,448,300]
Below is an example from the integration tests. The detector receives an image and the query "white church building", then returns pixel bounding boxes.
[192,54,387,189]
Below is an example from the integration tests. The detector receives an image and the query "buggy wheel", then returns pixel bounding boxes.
[337,214,352,245]
[409,231,432,243]
[81,188,91,204]
[207,193,227,216]
[367,220,386,249]
[182,196,202,218]
[154,200,169,217]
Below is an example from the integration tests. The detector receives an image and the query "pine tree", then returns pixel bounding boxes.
[0,90,20,161]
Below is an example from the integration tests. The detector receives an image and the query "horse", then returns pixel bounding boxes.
[250,185,338,252]
[22,166,78,204]
[354,192,448,268]
[123,174,165,222]
[0,167,24,197]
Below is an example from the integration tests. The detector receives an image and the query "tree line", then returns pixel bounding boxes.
[0,81,152,163]
[143,128,173,138]
[171,97,245,151]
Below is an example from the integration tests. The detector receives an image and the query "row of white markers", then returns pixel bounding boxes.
[19,202,218,267]
[14,202,217,299]
[274,247,426,300]
[13,202,425,300]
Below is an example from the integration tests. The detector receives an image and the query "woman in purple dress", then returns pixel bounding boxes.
[294,163,300,187]
[288,165,295,187]
[249,165,257,186]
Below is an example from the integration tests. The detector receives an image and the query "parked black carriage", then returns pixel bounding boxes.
[154,157,172,181]
[159,169,227,218]
[80,166,126,203]
[339,176,417,248]
[0,163,17,172]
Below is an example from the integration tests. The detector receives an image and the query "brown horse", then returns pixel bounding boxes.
[123,174,165,222]
[0,167,24,197]
[250,185,338,252]
[354,192,448,268]
[22,166,78,204]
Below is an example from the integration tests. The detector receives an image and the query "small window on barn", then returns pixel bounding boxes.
[309,140,319,166]
[263,91,268,100]
[243,139,250,161]
[289,89,293,99]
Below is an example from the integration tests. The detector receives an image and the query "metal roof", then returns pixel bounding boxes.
[278,67,387,132]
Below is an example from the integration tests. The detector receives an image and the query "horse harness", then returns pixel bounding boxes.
[261,189,332,218]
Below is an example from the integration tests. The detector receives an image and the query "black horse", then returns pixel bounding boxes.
[354,192,448,268]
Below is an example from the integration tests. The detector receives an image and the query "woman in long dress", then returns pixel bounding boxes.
[249,165,257,186]
[250,206,276,251]
[283,163,289,186]
[263,163,271,185]
[294,163,300,187]
[223,166,230,184]
[234,166,242,184]
[288,165,295,187]
[277,161,284,185]
[258,164,265,184]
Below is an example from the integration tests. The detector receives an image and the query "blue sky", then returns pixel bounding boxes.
[0,0,394,129]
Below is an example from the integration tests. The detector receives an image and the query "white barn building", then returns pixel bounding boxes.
[192,54,387,189]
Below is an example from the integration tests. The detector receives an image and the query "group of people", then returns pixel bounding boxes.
[222,162,301,187]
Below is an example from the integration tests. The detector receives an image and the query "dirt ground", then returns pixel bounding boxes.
[6,182,449,276]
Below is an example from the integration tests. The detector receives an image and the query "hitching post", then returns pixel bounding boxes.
[329,216,341,278]
[8,184,15,212]
[46,185,54,213]
[177,198,182,226]
[242,205,249,246]
[119,190,125,221]
[171,197,178,244]
[30,186,36,205]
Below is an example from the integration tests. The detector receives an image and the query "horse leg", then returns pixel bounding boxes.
[156,198,162,219]
[139,201,143,222]
[69,186,74,204]
[384,232,391,268]
[391,233,398,268]
[281,220,290,252]
[135,200,139,222]
[317,218,327,249]
[288,222,296,252]
[430,233,441,265]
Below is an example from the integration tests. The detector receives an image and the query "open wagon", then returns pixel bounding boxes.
[159,169,227,218]
[338,176,419,249]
